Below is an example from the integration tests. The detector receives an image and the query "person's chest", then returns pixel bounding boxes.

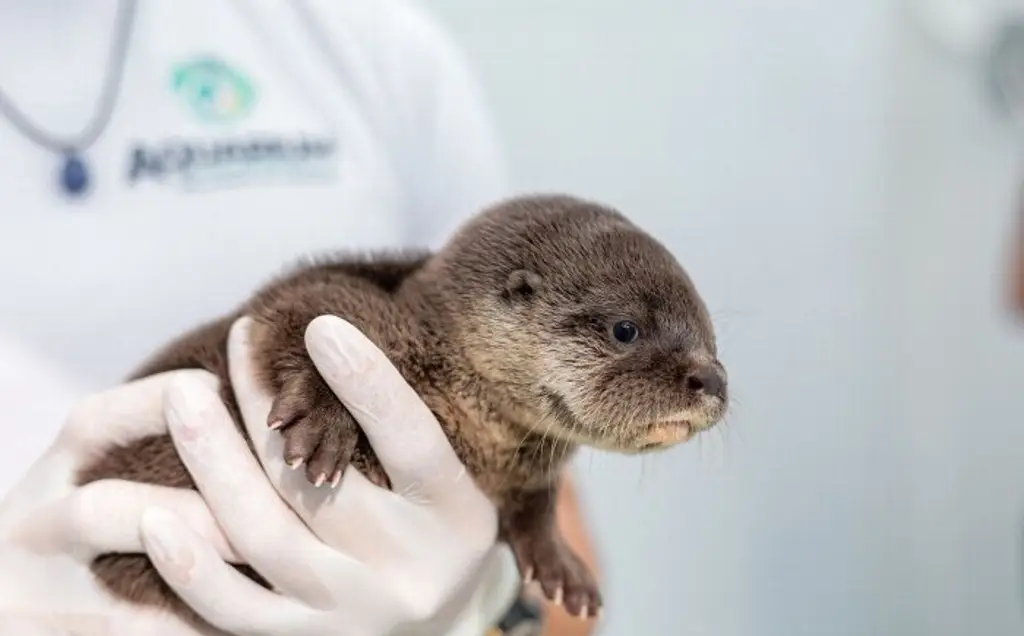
[0,0,412,385]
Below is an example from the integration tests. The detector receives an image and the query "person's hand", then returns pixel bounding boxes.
[0,313,520,636]
[136,315,521,636]
[0,360,244,636]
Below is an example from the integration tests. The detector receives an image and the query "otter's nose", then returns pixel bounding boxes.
[684,365,727,401]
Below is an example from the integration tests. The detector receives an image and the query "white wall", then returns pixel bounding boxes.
[884,2,1024,634]
[426,1,1024,634]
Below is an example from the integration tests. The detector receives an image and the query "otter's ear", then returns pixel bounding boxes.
[503,269,543,302]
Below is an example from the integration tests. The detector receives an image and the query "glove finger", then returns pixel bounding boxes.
[52,481,239,562]
[0,616,62,636]
[58,369,219,456]
[324,468,504,603]
[306,466,422,560]
[303,315,495,522]
[140,508,320,636]
[226,317,427,547]
[472,544,523,629]
[227,319,422,563]
[223,318,317,521]
[163,375,353,605]
[0,615,81,636]
[226,319,490,607]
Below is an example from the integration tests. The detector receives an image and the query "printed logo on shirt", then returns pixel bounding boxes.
[124,56,340,191]
[171,57,257,122]
[125,135,339,190]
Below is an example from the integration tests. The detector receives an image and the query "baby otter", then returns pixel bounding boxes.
[76,194,729,632]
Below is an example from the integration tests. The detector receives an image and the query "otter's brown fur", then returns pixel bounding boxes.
[76,194,729,633]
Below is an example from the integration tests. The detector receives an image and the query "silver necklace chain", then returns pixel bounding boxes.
[0,0,138,154]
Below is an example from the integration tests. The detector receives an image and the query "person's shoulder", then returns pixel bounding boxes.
[297,0,485,134]
[301,0,471,73]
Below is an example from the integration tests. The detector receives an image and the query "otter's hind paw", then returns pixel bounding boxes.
[511,532,602,620]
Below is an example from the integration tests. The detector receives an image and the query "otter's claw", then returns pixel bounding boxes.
[511,536,602,619]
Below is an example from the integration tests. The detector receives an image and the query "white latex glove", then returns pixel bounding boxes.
[136,315,521,636]
[0,365,244,636]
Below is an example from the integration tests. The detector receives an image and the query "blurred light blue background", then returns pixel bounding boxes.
[427,1,1024,634]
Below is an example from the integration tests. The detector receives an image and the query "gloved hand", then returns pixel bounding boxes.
[0,355,244,636]
[0,315,521,636]
[137,315,521,636]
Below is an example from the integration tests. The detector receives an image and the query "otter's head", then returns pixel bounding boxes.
[431,194,728,453]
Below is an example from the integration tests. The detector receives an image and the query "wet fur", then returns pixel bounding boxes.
[76,195,728,634]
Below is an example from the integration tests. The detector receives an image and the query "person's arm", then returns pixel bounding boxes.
[355,0,511,248]
[371,0,509,249]
[291,0,508,249]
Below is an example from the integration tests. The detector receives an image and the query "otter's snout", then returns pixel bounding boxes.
[684,364,727,401]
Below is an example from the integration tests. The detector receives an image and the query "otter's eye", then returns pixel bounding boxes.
[612,320,640,344]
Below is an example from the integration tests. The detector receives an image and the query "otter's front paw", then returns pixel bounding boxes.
[266,369,362,488]
[509,530,602,619]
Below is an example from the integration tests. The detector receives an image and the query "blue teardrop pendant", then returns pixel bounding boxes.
[60,153,90,196]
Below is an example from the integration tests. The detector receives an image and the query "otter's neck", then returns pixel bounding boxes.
[395,279,578,496]
[450,397,579,497]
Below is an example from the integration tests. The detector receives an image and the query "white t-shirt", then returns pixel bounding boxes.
[0,0,508,482]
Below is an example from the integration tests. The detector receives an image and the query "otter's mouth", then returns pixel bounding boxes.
[539,387,701,452]
[642,419,693,448]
